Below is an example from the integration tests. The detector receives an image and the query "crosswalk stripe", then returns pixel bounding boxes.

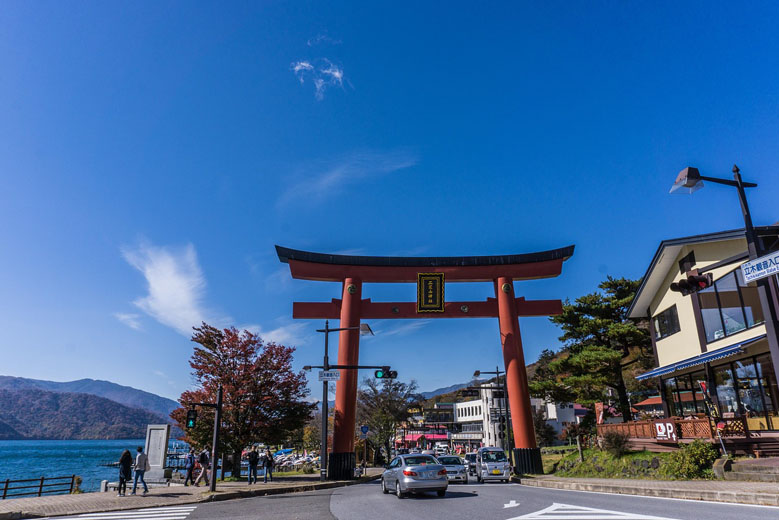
[508,502,678,520]
[41,505,197,520]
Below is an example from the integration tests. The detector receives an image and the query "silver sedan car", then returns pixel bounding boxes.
[436,455,468,483]
[381,454,448,498]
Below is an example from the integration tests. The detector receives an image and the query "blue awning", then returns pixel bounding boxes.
[636,334,767,381]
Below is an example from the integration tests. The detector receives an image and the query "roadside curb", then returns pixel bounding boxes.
[1,474,381,519]
[200,473,381,503]
[520,477,779,507]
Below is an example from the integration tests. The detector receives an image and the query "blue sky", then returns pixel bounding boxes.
[2,2,779,401]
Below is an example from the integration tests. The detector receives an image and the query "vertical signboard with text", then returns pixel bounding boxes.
[417,273,445,312]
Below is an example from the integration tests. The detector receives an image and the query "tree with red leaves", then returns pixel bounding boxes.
[171,323,315,477]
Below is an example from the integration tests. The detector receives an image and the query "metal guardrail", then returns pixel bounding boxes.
[1,475,76,499]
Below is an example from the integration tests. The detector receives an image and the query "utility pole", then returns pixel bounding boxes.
[321,320,331,481]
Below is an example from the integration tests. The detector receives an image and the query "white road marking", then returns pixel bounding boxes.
[41,506,197,520]
[504,499,520,508]
[507,502,678,519]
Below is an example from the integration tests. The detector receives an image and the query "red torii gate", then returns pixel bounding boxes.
[276,244,574,478]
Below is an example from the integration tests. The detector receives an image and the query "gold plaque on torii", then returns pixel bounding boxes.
[417,273,445,312]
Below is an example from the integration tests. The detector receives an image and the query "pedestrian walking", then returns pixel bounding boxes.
[247,446,259,485]
[117,449,133,497]
[131,446,150,495]
[194,446,210,486]
[183,448,196,486]
[263,448,274,483]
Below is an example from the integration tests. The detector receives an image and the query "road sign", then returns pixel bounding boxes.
[361,425,369,434]
[359,433,367,439]
[318,370,341,382]
[742,252,779,282]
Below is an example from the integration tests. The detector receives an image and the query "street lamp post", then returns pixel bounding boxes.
[671,165,779,393]
[313,321,374,481]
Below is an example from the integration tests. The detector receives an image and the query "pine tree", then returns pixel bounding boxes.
[530,277,652,423]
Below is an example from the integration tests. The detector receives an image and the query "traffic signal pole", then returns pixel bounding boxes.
[210,386,222,493]
[187,385,223,492]
[312,321,389,480]
[321,321,330,481]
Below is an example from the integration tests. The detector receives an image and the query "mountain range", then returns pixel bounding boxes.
[0,376,179,418]
[0,376,182,440]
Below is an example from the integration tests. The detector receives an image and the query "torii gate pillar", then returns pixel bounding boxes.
[496,277,543,473]
[330,278,362,477]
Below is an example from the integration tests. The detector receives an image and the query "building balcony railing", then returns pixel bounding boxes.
[596,416,748,440]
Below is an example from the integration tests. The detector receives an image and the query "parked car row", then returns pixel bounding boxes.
[381,446,511,498]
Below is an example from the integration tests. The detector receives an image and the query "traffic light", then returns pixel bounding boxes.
[375,368,398,379]
[670,273,713,296]
[460,389,479,397]
[186,409,197,429]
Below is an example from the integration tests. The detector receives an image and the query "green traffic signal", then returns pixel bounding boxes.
[374,369,398,379]
[186,409,197,429]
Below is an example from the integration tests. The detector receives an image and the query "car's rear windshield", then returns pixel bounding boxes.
[437,456,462,465]
[482,451,507,462]
[404,456,438,466]
[465,454,476,462]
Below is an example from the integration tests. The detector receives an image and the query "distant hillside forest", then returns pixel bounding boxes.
[0,389,168,440]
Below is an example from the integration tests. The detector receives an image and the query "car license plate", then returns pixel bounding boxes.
[491,469,501,475]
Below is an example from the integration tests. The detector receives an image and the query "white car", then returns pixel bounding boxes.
[475,447,511,483]
[436,455,468,483]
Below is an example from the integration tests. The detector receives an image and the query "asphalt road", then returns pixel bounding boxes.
[171,479,779,520]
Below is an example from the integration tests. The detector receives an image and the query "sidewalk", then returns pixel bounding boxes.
[520,474,779,506]
[0,469,382,519]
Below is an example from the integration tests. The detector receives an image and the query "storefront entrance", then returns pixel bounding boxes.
[662,352,779,431]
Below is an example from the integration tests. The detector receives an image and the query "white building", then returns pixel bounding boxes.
[451,387,509,451]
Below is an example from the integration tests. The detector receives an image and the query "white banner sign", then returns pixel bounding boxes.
[318,370,341,382]
[741,252,779,283]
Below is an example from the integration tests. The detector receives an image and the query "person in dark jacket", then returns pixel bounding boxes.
[195,445,210,486]
[117,449,133,497]
[263,449,274,483]
[184,448,196,486]
[247,447,260,485]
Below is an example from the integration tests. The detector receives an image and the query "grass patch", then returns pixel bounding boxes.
[554,446,716,480]
[541,452,566,474]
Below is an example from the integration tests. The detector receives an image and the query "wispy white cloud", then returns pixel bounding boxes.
[242,322,308,346]
[373,320,430,337]
[277,149,418,207]
[122,241,216,336]
[307,34,341,47]
[291,58,346,100]
[114,312,142,330]
[291,60,314,83]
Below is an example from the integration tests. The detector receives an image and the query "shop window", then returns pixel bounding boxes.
[756,355,779,429]
[736,269,765,327]
[653,305,681,340]
[698,285,724,342]
[714,365,739,416]
[698,269,765,343]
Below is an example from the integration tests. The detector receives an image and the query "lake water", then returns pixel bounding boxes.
[0,439,185,493]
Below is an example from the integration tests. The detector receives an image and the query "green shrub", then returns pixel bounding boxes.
[601,431,631,458]
[662,440,719,480]
[301,463,316,474]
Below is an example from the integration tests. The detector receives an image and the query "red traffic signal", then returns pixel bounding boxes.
[670,273,713,295]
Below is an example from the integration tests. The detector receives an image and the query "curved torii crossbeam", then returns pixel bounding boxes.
[276,244,574,478]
